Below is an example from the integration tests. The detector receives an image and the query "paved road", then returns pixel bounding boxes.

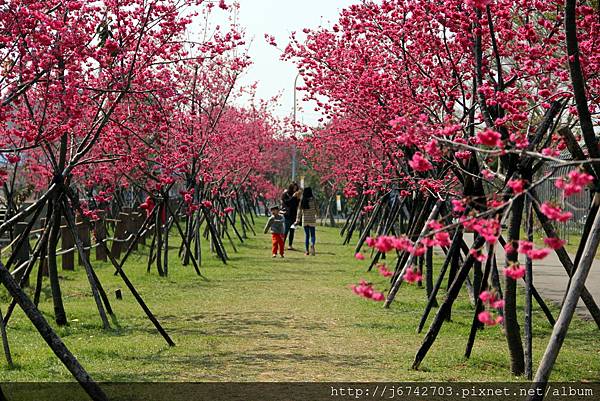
[462,235,600,320]
[517,249,600,320]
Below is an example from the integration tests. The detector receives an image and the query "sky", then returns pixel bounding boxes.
[204,0,360,126]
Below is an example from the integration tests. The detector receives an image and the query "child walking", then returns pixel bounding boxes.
[264,205,286,258]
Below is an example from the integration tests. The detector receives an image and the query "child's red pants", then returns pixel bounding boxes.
[271,234,285,256]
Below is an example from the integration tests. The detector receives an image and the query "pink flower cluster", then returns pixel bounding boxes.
[466,0,493,11]
[476,129,502,148]
[363,204,375,213]
[5,154,20,164]
[93,191,113,204]
[140,196,155,217]
[507,179,525,194]
[350,280,385,302]
[424,221,451,248]
[477,290,504,327]
[504,263,526,280]
[452,199,466,213]
[82,209,100,221]
[544,237,566,250]
[555,170,594,196]
[540,202,572,222]
[378,264,393,278]
[180,188,195,204]
[408,152,433,172]
[403,266,422,284]
[366,235,427,256]
[517,240,550,260]
[479,291,505,309]
[461,217,500,243]
[478,311,504,326]
[366,235,404,253]
[469,249,487,262]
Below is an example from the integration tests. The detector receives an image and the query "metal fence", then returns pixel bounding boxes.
[535,150,591,243]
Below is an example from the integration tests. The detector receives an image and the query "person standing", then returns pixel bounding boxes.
[281,183,302,250]
[296,187,318,256]
[264,206,286,258]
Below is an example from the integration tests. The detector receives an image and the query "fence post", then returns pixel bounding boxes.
[76,217,91,266]
[60,218,75,271]
[110,213,128,260]
[95,213,107,262]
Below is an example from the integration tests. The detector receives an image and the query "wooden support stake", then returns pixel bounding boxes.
[412,236,486,369]
[528,197,600,400]
[60,217,75,271]
[76,218,91,267]
[62,204,111,330]
[0,261,108,401]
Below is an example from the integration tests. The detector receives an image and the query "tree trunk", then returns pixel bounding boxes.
[524,199,533,379]
[504,194,525,376]
[47,197,67,326]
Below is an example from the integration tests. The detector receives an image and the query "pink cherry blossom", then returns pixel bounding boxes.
[527,248,550,260]
[476,129,502,148]
[517,240,534,254]
[5,154,20,164]
[555,170,594,196]
[378,264,393,278]
[540,203,573,222]
[452,199,466,213]
[507,179,525,194]
[479,291,496,304]
[478,311,500,326]
[350,280,386,302]
[492,300,505,310]
[504,264,526,280]
[365,237,376,247]
[373,236,395,253]
[408,152,433,172]
[544,237,566,250]
[469,249,487,262]
[403,267,422,284]
[371,292,385,302]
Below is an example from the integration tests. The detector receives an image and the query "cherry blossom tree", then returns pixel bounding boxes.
[285,0,599,388]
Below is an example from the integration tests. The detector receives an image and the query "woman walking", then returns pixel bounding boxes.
[282,183,302,250]
[296,187,318,256]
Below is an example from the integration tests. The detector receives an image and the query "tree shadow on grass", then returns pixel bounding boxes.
[103,311,332,343]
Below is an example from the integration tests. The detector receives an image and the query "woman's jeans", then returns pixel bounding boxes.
[284,217,295,247]
[304,226,316,251]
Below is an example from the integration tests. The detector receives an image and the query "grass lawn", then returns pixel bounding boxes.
[0,217,598,383]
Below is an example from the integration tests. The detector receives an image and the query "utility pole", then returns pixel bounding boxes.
[291,72,301,182]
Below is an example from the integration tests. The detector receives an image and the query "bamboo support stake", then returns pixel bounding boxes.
[528,200,600,400]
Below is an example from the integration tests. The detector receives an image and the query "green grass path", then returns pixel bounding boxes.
[1,218,599,382]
